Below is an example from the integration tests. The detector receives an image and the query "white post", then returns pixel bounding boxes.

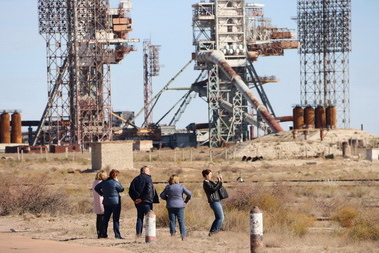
[250,206,263,253]
[145,210,157,243]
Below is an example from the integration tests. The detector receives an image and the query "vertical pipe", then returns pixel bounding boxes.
[293,106,304,129]
[250,206,263,253]
[11,113,22,143]
[0,113,11,143]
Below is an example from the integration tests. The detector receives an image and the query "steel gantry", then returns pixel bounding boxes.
[192,1,298,147]
[36,0,137,146]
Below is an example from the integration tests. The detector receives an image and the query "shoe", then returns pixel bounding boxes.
[115,236,124,239]
[208,231,218,237]
[99,236,108,239]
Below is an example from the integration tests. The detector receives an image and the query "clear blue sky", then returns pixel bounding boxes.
[0,0,378,135]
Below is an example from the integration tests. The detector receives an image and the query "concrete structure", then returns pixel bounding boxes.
[366,148,379,161]
[91,141,133,170]
[133,140,153,151]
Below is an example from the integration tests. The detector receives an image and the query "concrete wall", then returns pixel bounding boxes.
[91,141,133,170]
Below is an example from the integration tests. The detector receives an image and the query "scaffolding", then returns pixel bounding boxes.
[143,40,161,127]
[36,0,137,146]
[297,0,351,128]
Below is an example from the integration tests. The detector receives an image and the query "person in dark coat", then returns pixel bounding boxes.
[94,169,124,239]
[128,166,159,237]
[202,169,224,236]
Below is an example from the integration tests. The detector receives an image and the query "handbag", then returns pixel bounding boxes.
[218,187,229,200]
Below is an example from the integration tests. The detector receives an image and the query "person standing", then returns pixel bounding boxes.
[160,174,191,240]
[202,169,224,236]
[128,166,159,237]
[94,169,124,239]
[92,170,108,238]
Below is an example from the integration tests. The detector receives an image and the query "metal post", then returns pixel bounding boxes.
[250,206,263,253]
[145,210,157,243]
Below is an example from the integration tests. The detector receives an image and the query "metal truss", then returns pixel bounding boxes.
[36,0,136,146]
[297,0,351,128]
[143,40,161,127]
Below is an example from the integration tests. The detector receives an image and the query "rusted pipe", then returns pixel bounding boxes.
[197,51,283,133]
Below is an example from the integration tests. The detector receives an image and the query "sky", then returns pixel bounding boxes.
[0,0,378,136]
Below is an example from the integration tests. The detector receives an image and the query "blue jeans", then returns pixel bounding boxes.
[135,203,152,235]
[209,201,224,233]
[168,208,186,237]
[101,203,121,238]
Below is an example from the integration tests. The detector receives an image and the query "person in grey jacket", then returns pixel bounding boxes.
[95,169,124,239]
[202,169,224,236]
[160,174,191,240]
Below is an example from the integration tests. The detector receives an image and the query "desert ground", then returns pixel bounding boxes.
[0,129,379,253]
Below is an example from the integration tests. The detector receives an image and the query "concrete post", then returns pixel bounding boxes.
[250,206,263,253]
[145,210,157,243]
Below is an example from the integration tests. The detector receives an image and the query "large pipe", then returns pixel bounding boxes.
[197,51,283,133]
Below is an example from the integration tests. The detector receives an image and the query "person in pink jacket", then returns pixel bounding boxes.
[92,170,107,238]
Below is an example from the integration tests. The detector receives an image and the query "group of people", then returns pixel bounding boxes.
[92,166,225,240]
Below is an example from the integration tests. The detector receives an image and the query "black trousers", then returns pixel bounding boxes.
[96,214,104,238]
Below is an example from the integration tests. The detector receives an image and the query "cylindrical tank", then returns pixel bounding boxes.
[326,106,337,129]
[0,112,11,143]
[304,106,315,129]
[11,113,22,143]
[293,106,304,129]
[315,106,326,129]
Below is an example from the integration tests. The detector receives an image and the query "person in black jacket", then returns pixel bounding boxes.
[94,169,124,239]
[202,169,224,236]
[129,166,159,237]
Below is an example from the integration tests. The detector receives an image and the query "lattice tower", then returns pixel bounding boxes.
[297,0,351,128]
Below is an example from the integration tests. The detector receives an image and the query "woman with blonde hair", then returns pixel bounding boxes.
[92,170,107,238]
[160,174,191,240]
[94,169,124,239]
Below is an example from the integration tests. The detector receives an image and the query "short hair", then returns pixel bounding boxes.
[202,169,212,178]
[109,169,120,179]
[95,170,107,180]
[140,165,149,174]
[168,174,179,185]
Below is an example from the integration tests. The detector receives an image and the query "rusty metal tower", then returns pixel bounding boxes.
[143,40,161,127]
[192,1,298,147]
[35,0,137,146]
[297,0,351,128]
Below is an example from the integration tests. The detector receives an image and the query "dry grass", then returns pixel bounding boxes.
[0,149,379,252]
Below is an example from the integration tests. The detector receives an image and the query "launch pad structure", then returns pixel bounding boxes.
[28,0,352,149]
[35,0,137,147]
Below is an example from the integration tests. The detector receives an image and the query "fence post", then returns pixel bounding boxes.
[145,210,157,243]
[250,206,263,253]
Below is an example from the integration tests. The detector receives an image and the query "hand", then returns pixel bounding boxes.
[218,175,223,182]
[134,198,142,204]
